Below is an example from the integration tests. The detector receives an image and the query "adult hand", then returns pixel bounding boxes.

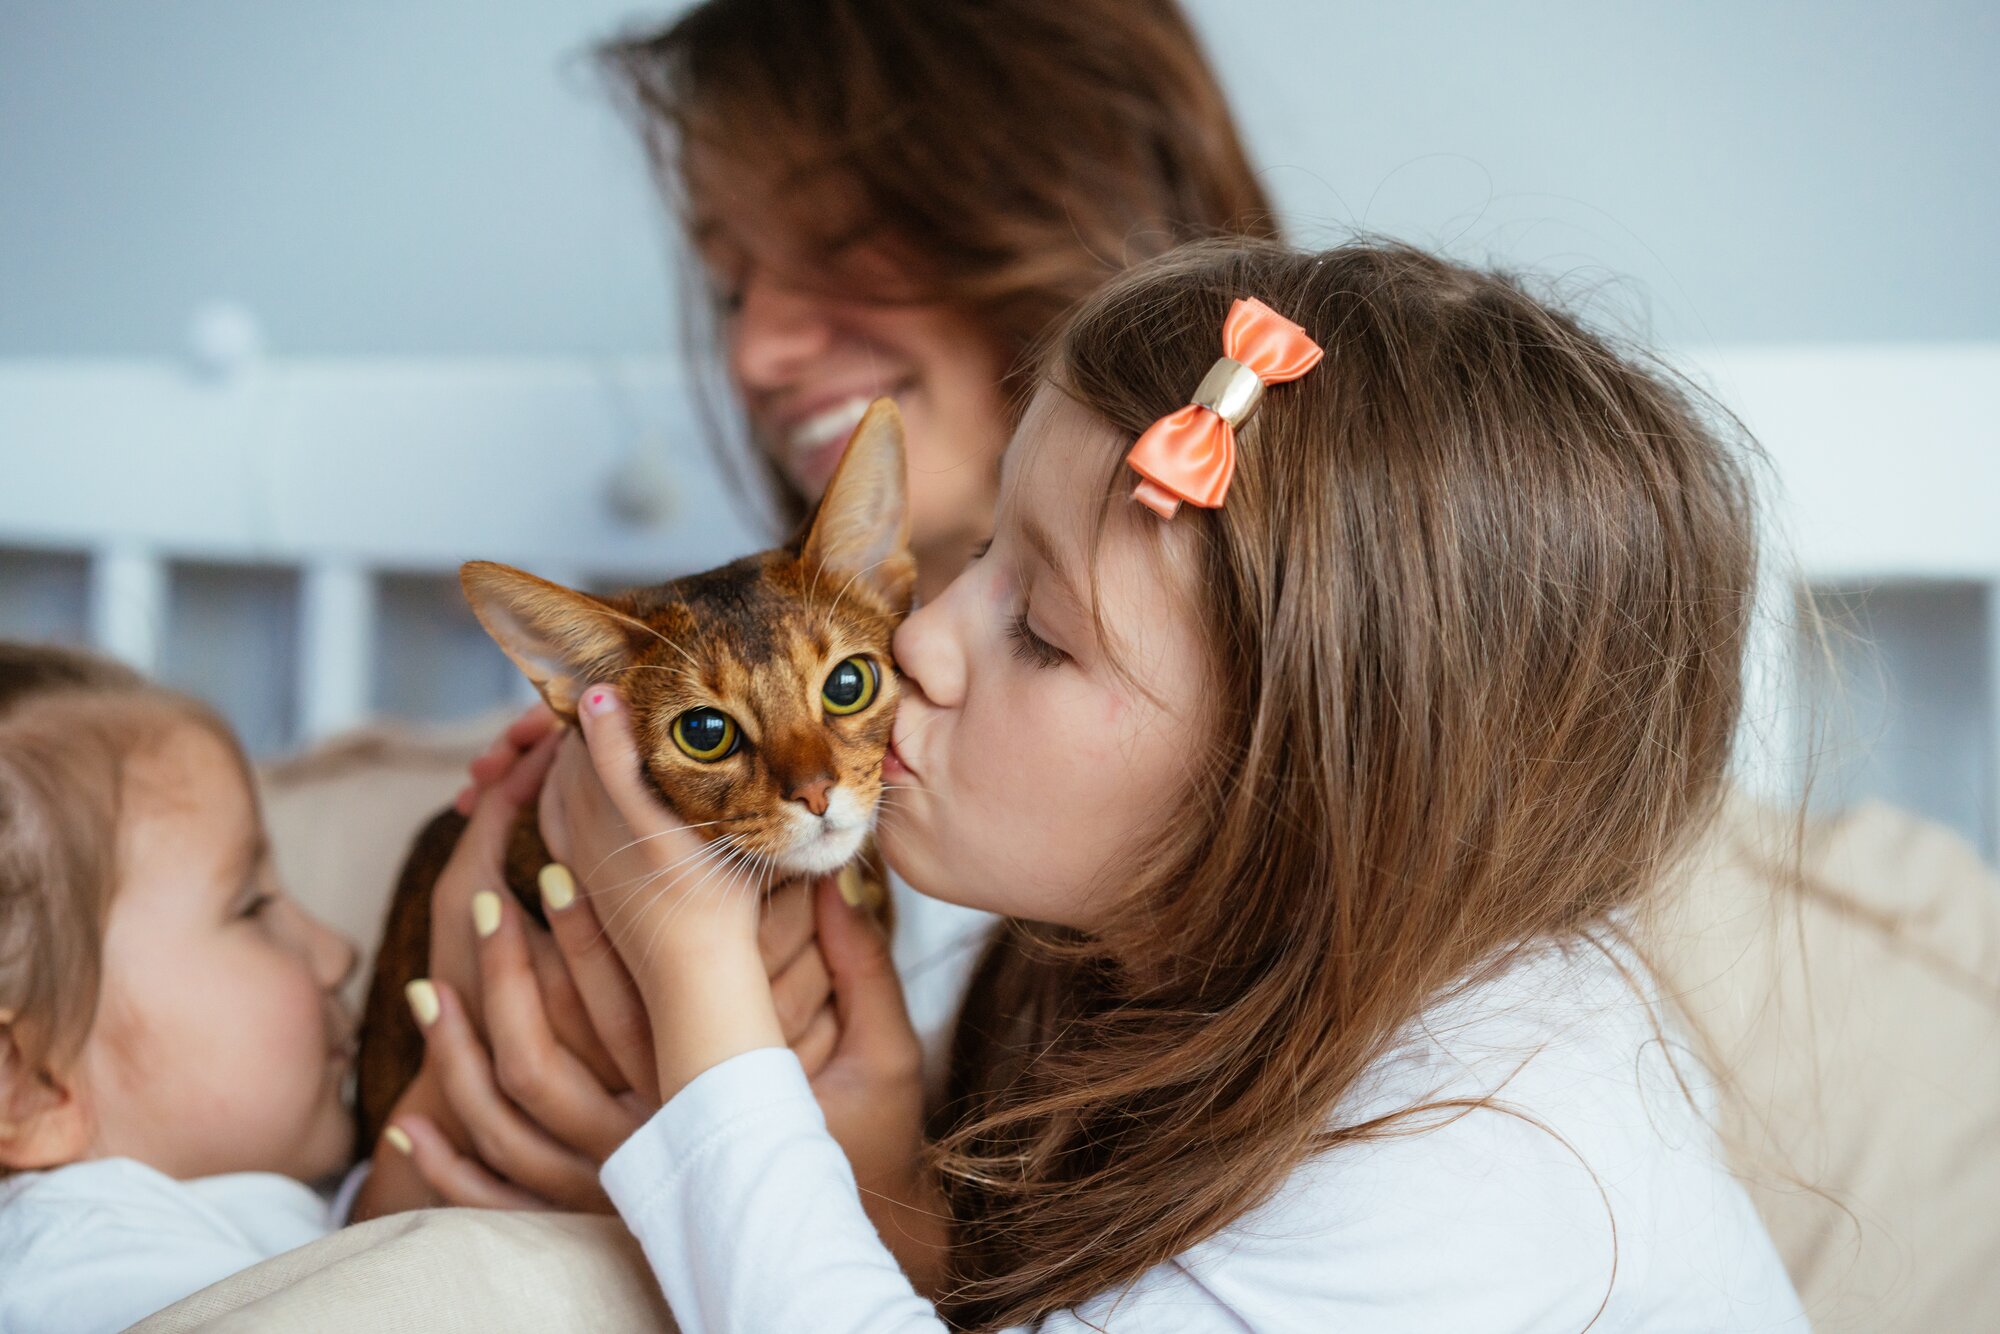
[806,876,949,1293]
[390,959,625,1213]
[424,727,625,1096]
[391,862,849,1209]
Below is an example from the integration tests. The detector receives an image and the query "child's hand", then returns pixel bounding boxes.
[540,687,785,1100]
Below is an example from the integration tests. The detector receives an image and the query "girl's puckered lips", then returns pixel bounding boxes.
[883,731,917,782]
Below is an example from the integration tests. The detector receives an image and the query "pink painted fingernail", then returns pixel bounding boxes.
[583,689,612,716]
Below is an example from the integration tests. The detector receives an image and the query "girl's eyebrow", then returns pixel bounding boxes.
[1019,516,1083,610]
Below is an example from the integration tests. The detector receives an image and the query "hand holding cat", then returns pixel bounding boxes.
[801,874,950,1293]
[389,879,641,1212]
[388,868,843,1210]
[425,726,625,1091]
[544,685,790,1102]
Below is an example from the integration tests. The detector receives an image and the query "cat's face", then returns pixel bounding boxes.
[464,399,914,878]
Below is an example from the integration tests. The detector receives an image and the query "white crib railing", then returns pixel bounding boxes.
[0,357,763,751]
[1,348,1995,858]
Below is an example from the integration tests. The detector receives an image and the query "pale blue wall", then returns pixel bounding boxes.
[2,0,1994,358]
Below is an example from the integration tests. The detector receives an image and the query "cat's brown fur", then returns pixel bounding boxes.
[355,400,913,1149]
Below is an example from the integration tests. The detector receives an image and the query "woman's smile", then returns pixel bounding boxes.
[773,380,917,490]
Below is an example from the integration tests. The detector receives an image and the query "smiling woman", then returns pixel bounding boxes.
[598,0,1279,601]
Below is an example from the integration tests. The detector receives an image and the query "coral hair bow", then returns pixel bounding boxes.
[1125,297,1324,519]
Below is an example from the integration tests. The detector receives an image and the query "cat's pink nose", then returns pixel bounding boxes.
[788,777,833,817]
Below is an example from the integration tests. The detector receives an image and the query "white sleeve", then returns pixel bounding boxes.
[0,1209,275,1334]
[597,1050,1599,1334]
[599,1049,1800,1334]
[600,1047,950,1334]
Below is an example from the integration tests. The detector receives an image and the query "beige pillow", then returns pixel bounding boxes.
[1650,795,2000,1332]
[131,1209,672,1333]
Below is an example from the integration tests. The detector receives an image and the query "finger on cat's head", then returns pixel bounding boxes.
[459,561,649,719]
[799,397,917,616]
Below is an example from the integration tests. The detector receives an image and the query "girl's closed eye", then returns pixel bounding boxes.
[1008,610,1067,669]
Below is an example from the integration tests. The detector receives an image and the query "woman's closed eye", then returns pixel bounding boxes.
[1008,611,1067,669]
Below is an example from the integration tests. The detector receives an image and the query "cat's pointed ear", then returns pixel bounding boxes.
[800,397,916,615]
[460,562,649,718]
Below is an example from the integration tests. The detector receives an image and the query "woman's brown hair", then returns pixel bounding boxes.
[933,240,1762,1329]
[599,0,1280,524]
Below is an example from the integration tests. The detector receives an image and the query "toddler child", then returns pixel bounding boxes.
[0,644,360,1333]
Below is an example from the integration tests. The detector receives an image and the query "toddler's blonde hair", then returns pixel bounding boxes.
[0,644,236,1091]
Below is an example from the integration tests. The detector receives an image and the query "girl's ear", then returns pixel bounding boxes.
[460,562,651,718]
[800,398,917,615]
[0,1021,92,1172]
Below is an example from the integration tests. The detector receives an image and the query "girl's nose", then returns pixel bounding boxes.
[312,920,358,993]
[728,269,836,392]
[892,592,966,711]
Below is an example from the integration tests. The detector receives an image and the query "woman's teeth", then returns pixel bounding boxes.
[787,394,878,458]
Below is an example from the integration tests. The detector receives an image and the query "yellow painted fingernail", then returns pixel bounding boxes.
[383,1125,413,1155]
[405,979,439,1027]
[538,863,576,912]
[472,890,502,938]
[836,863,865,907]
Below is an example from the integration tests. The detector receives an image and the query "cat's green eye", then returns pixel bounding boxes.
[821,656,879,716]
[672,708,740,762]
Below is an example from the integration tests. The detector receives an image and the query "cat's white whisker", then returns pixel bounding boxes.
[583,818,740,883]
[594,830,742,900]
[592,834,748,943]
[637,842,760,969]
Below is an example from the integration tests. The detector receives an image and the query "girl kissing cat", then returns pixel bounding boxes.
[400,239,1810,1332]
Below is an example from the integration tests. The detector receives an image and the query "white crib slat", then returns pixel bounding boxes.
[89,545,165,672]
[299,561,374,742]
[1988,581,2000,858]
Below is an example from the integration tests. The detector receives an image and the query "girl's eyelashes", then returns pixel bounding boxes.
[1008,611,1067,669]
[970,538,993,561]
[238,892,273,921]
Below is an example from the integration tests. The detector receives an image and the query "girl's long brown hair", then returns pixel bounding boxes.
[598,0,1279,525]
[934,240,1762,1329]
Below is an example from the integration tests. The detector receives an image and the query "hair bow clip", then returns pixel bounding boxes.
[1125,297,1324,520]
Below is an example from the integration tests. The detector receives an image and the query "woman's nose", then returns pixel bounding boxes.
[892,593,966,711]
[728,269,835,391]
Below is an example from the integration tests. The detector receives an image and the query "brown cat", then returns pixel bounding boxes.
[354,399,913,1149]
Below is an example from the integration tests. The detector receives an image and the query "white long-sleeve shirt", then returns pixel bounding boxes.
[0,1158,365,1334]
[602,935,1809,1333]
